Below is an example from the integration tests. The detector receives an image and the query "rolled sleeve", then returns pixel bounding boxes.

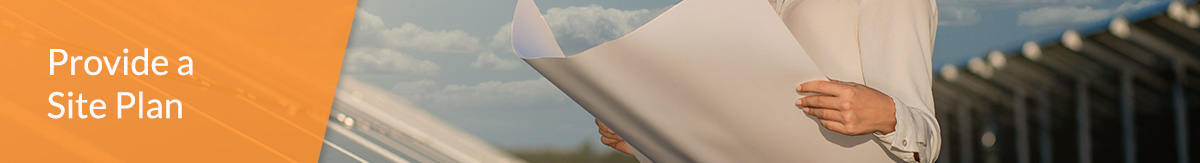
[873,96,938,163]
[858,0,942,162]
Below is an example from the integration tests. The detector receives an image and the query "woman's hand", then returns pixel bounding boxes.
[596,119,633,155]
[795,80,897,135]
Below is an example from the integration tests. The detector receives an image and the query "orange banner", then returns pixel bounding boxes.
[0,0,356,162]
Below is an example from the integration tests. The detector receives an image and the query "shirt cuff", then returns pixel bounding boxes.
[872,96,922,162]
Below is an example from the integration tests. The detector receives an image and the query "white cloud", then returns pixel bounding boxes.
[939,7,982,26]
[484,5,668,56]
[470,52,522,70]
[1017,6,1111,27]
[391,79,436,94]
[343,48,440,75]
[542,5,668,54]
[1113,0,1158,13]
[440,78,562,102]
[350,9,481,53]
[1016,0,1158,27]
[390,78,568,109]
[487,23,514,51]
[543,5,663,45]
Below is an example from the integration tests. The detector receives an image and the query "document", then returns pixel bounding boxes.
[512,0,900,162]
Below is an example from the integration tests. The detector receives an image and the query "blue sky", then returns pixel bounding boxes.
[344,0,1177,148]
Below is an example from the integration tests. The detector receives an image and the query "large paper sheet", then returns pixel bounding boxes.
[512,0,900,162]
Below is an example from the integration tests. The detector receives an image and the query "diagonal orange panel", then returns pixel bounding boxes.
[0,0,356,162]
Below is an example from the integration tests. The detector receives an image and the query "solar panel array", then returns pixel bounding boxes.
[934,1,1200,163]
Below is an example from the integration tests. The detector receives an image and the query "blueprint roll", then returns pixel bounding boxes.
[512,0,900,162]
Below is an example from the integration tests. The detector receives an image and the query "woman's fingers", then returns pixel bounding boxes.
[601,136,620,145]
[803,107,844,123]
[827,79,858,86]
[596,119,622,138]
[602,136,633,155]
[797,95,843,110]
[798,80,852,96]
[595,119,607,131]
[596,119,634,155]
[610,141,633,155]
[599,128,622,140]
[596,119,624,140]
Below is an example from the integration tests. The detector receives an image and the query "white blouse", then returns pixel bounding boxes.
[769,0,942,162]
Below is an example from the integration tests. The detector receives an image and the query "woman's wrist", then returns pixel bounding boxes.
[874,96,898,134]
[876,117,897,134]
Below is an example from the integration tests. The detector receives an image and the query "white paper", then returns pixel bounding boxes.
[512,0,900,162]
